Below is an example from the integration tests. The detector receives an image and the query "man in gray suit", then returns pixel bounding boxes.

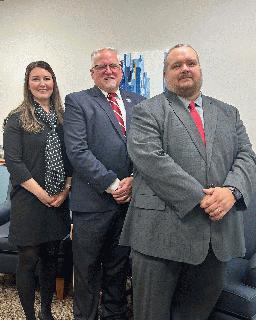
[120,44,256,320]
[63,48,144,320]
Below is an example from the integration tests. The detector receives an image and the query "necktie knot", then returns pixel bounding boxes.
[189,101,196,111]
[107,92,117,101]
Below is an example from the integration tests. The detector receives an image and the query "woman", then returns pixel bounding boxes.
[3,61,72,320]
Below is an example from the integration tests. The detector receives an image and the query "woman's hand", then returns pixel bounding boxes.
[21,178,54,207]
[21,177,71,208]
[50,188,69,207]
[37,189,55,207]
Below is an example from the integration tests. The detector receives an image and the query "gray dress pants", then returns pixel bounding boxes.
[132,248,227,320]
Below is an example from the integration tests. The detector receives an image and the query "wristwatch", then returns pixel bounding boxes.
[226,187,242,202]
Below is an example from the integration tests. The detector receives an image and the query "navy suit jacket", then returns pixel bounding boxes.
[63,86,145,212]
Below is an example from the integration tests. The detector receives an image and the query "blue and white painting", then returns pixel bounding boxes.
[120,53,150,98]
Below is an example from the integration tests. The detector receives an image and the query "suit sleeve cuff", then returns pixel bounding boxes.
[106,178,120,194]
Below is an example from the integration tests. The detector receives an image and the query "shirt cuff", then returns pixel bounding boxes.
[106,178,120,194]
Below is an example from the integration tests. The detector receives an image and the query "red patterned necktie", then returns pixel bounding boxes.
[107,93,126,136]
[188,101,206,144]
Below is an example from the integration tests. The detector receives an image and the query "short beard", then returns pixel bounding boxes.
[175,85,200,98]
[166,78,202,99]
[102,80,119,92]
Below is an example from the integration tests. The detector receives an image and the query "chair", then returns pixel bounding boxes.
[0,165,17,273]
[0,165,72,299]
[210,193,256,320]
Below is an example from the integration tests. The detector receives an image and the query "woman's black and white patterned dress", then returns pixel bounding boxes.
[3,112,71,246]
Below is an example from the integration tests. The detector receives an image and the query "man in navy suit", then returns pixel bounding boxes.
[63,48,145,320]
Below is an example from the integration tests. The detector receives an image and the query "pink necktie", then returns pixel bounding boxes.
[188,101,206,144]
[107,93,126,136]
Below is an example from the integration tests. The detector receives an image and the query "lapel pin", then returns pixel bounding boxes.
[126,98,131,103]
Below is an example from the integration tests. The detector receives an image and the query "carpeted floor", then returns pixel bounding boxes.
[0,273,72,320]
[0,274,133,320]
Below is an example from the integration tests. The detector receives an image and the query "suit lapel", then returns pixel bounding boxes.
[164,90,207,162]
[91,86,126,143]
[202,95,218,168]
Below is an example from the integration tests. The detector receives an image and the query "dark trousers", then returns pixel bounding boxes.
[16,241,60,320]
[132,249,227,320]
[72,207,130,320]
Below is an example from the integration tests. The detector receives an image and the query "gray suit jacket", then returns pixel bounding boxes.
[120,90,256,264]
[63,86,145,212]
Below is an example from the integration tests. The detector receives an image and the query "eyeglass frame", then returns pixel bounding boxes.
[91,63,122,71]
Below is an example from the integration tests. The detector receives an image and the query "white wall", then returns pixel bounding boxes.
[1,0,256,147]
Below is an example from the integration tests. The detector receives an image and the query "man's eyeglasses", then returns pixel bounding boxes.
[92,63,122,71]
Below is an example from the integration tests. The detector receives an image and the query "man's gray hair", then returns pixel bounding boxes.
[91,48,121,67]
[163,44,200,72]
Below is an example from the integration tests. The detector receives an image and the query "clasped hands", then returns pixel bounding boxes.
[111,177,133,204]
[200,187,236,221]
[38,188,69,208]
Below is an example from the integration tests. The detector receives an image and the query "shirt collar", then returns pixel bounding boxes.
[99,88,121,99]
[178,93,203,110]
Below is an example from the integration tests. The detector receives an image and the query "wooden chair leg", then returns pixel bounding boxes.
[56,277,64,300]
